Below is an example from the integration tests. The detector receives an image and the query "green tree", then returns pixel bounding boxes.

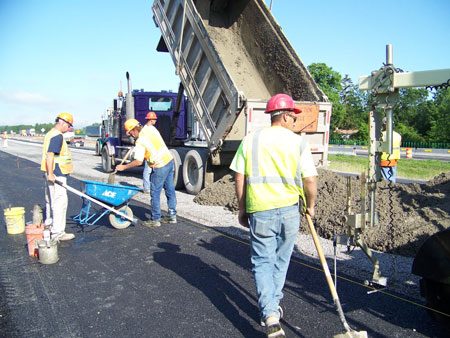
[394,88,430,136]
[340,75,369,133]
[428,88,450,143]
[308,63,344,139]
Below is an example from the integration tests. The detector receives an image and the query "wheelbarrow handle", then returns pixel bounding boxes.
[54,179,135,223]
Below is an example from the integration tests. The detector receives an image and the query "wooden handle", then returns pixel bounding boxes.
[119,148,133,166]
[111,148,133,174]
[305,214,339,301]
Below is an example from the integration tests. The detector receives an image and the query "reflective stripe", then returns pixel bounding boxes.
[251,130,262,177]
[248,130,305,190]
[248,176,297,186]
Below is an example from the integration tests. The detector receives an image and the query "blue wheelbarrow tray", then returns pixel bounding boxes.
[56,179,141,229]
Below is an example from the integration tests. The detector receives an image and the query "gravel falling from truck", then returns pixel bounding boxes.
[196,0,327,102]
[194,170,450,257]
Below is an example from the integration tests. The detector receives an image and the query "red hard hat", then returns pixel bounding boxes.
[265,94,301,114]
[145,111,157,120]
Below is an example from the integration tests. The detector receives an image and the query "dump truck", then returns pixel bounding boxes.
[149,0,332,194]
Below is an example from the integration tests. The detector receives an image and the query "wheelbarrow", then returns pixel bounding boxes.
[55,179,141,229]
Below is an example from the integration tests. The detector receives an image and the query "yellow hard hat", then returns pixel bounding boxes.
[57,112,73,126]
[124,119,140,134]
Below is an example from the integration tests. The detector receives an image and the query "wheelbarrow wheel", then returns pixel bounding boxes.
[109,206,133,229]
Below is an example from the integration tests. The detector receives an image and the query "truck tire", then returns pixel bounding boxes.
[182,149,207,195]
[95,140,101,156]
[102,147,113,173]
[170,149,184,190]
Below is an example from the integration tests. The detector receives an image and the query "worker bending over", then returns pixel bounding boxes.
[41,112,75,241]
[230,94,317,338]
[116,119,177,227]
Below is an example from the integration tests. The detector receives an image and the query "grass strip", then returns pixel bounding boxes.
[327,154,450,180]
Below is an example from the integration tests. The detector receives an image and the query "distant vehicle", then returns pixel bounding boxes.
[27,128,35,136]
[86,125,101,137]
[69,135,85,147]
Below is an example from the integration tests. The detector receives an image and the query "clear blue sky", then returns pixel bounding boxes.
[1,0,449,128]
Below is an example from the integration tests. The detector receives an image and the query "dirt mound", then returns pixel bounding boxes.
[194,170,450,257]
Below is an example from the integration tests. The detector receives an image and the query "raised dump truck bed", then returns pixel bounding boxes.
[153,0,331,193]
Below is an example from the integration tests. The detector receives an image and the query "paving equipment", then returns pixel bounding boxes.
[335,44,450,326]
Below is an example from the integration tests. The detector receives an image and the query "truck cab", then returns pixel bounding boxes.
[100,89,191,173]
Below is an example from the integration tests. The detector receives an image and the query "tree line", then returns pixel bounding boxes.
[307,63,450,145]
[0,123,101,135]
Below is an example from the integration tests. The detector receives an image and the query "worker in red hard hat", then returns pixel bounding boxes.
[142,112,158,193]
[40,112,75,241]
[230,93,317,337]
[118,117,176,227]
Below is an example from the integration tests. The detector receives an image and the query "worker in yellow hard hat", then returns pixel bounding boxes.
[40,112,75,241]
[117,117,176,227]
[230,94,317,336]
[142,112,158,193]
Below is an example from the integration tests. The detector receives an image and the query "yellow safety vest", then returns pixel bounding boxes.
[381,130,401,166]
[41,128,73,174]
[136,125,172,168]
[244,127,308,213]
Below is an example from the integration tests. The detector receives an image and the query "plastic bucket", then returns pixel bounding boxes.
[4,207,25,234]
[25,224,43,257]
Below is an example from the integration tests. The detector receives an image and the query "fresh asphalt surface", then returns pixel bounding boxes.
[0,151,447,337]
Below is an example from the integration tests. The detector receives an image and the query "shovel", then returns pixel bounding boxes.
[305,214,368,338]
[107,148,133,185]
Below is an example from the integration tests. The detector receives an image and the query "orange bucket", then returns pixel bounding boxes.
[25,224,43,257]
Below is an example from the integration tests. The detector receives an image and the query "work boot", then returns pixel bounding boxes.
[142,220,161,228]
[56,233,75,241]
[161,215,177,224]
[265,316,285,338]
[261,306,283,327]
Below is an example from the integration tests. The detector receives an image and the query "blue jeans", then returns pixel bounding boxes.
[381,166,397,183]
[143,161,152,191]
[249,205,300,321]
[150,160,176,221]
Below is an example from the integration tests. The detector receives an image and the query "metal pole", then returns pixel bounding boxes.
[269,0,273,10]
[386,44,393,66]
[385,44,394,153]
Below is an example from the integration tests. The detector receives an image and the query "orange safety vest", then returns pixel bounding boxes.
[41,128,74,174]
